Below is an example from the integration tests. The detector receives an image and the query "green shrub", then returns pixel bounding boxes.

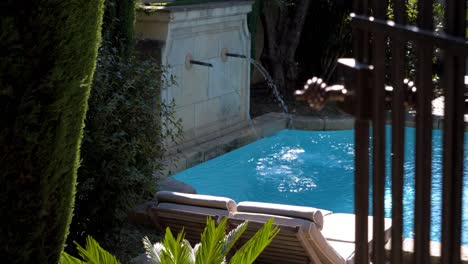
[68,45,181,249]
[0,1,104,262]
[387,0,444,95]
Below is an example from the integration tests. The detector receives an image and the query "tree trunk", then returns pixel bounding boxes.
[0,1,104,262]
[261,0,311,99]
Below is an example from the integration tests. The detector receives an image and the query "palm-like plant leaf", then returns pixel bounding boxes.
[158,227,192,264]
[228,219,279,264]
[182,238,196,264]
[195,217,228,264]
[60,252,83,264]
[74,236,122,264]
[144,218,279,264]
[143,236,162,264]
[221,221,248,255]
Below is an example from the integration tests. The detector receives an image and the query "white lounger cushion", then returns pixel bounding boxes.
[156,191,237,212]
[237,201,329,230]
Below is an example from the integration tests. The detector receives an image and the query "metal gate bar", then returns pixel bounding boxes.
[352,0,370,263]
[351,16,468,54]
[441,0,466,263]
[414,1,433,263]
[370,0,388,262]
[390,0,406,263]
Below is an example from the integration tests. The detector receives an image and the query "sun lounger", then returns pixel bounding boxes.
[148,191,237,244]
[149,192,392,263]
[229,201,392,264]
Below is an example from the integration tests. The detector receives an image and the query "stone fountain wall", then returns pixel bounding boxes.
[136,1,253,148]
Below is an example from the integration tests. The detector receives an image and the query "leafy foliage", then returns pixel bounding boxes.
[297,0,351,84]
[103,0,135,58]
[61,236,121,264]
[144,228,193,263]
[144,218,279,264]
[387,0,444,95]
[195,218,229,263]
[0,0,104,262]
[68,44,182,250]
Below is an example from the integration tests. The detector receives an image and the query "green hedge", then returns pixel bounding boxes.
[0,1,104,263]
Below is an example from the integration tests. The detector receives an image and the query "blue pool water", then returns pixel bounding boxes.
[174,127,468,245]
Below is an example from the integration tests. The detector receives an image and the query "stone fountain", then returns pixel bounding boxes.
[136,1,253,148]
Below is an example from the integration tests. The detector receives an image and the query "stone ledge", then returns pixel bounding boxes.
[168,119,252,155]
[138,1,253,22]
[291,115,325,130]
[158,177,197,193]
[393,112,468,130]
[165,122,258,175]
[323,116,354,130]
[385,238,468,263]
[128,177,196,227]
[141,1,253,13]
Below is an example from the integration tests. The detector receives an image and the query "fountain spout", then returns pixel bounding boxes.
[221,48,247,62]
[185,53,213,70]
[189,60,213,67]
[226,53,247,59]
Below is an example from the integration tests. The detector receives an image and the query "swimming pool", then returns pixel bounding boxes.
[173,126,468,245]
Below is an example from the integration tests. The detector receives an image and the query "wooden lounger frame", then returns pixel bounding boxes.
[148,207,224,245]
[227,218,321,264]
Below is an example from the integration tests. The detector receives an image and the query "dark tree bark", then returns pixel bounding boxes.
[261,0,311,99]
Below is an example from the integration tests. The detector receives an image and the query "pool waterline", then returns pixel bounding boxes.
[173,127,468,245]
